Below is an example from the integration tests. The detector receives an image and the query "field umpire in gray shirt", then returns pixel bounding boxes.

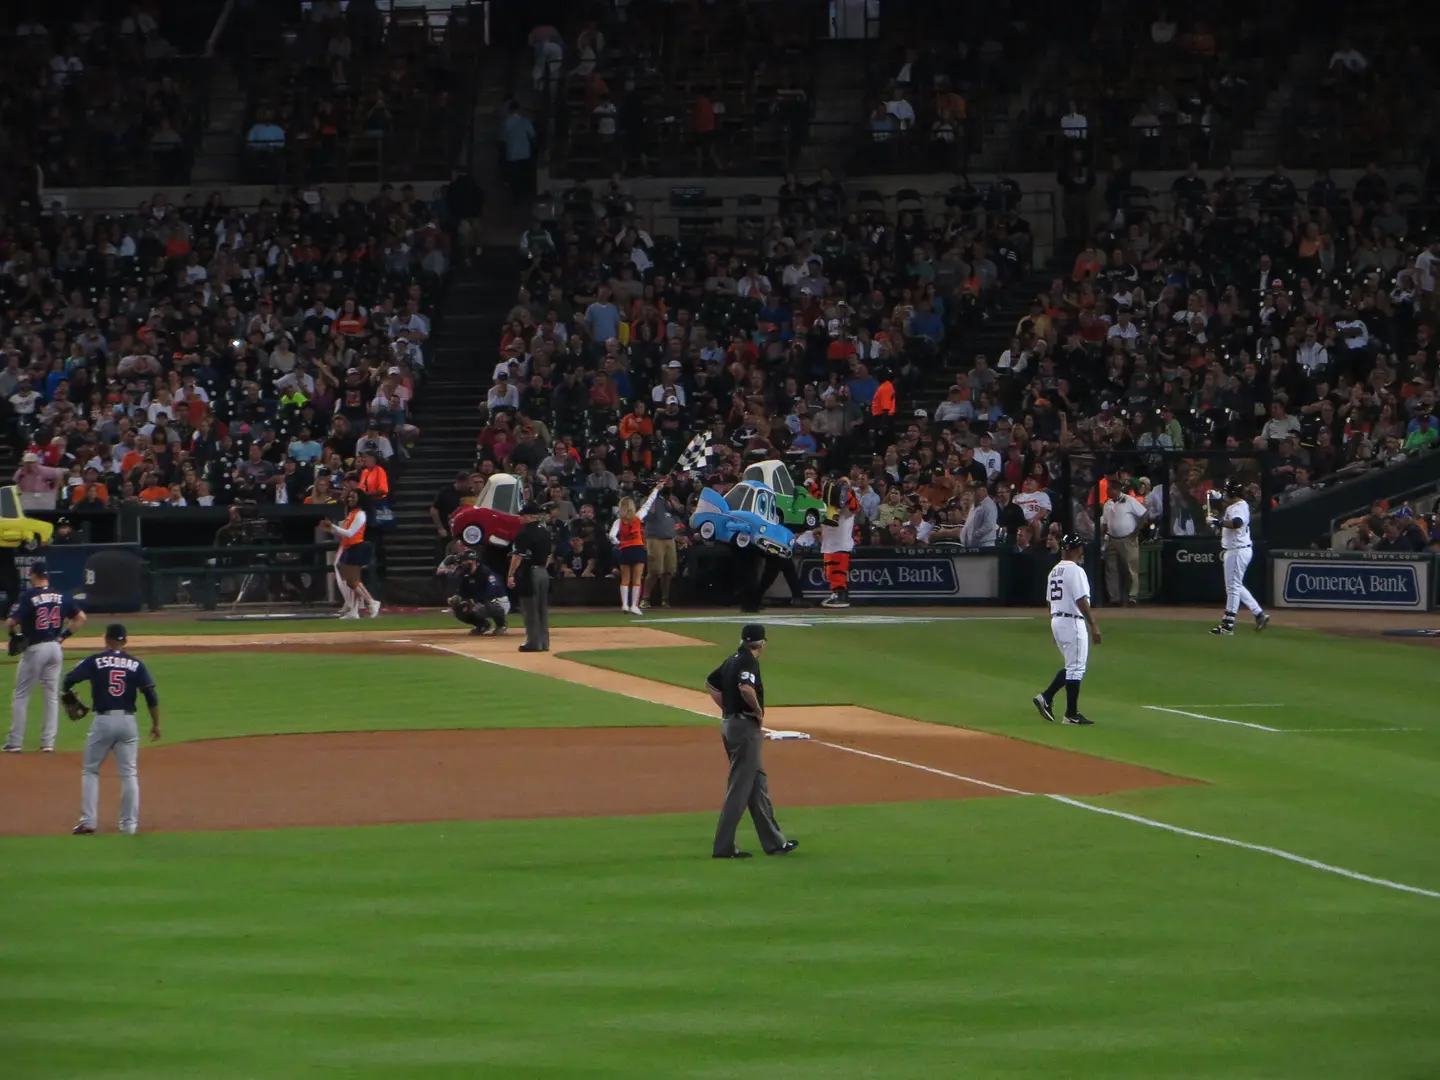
[705,624,798,859]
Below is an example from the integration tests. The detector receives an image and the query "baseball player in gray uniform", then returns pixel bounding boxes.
[4,561,86,753]
[64,623,161,835]
[1033,535,1101,725]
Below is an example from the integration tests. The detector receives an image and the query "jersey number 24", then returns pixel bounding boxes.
[34,605,62,630]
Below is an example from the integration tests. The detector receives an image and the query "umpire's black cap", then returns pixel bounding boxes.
[105,623,128,643]
[740,623,767,644]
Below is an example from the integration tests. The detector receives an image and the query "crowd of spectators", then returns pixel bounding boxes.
[2,179,481,523]
[1015,0,1296,172]
[239,0,475,185]
[1282,14,1438,168]
[0,2,204,192]
[540,3,818,179]
[464,156,1440,576]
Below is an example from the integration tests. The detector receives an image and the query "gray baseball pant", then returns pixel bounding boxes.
[80,711,140,834]
[520,568,550,649]
[7,640,63,750]
[713,716,788,856]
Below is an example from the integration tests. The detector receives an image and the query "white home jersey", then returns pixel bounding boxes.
[820,507,856,554]
[1047,559,1090,617]
[1221,498,1252,549]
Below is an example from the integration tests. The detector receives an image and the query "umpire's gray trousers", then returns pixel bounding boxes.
[7,640,63,750]
[81,711,140,834]
[713,715,788,856]
[519,567,550,649]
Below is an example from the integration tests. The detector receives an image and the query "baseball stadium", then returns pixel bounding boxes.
[3,1,1440,1077]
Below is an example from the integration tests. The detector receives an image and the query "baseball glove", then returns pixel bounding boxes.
[448,595,476,618]
[61,690,90,722]
[7,633,24,657]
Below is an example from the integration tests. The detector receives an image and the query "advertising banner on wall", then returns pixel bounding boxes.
[765,547,1001,604]
[13,545,145,613]
[1269,550,1431,611]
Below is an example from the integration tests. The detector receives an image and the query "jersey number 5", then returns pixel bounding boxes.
[1049,578,1064,601]
[108,670,127,698]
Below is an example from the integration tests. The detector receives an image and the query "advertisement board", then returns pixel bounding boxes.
[13,545,145,613]
[1269,551,1431,611]
[766,548,1001,604]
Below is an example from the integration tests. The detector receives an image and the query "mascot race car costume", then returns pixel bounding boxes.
[437,549,511,635]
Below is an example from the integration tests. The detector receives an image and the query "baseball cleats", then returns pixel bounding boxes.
[1209,624,1234,635]
[366,599,382,618]
[492,625,508,636]
[339,607,360,620]
[72,824,95,835]
[1062,714,1094,726]
[2,745,21,753]
[40,746,54,753]
[468,626,490,636]
[1255,612,1271,632]
[1033,694,1057,722]
[713,849,753,859]
[767,840,800,855]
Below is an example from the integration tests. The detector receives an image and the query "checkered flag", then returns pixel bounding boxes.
[671,430,722,476]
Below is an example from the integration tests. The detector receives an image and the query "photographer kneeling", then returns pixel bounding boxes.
[437,548,510,636]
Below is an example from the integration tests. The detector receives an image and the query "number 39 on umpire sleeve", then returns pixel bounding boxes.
[740,670,756,684]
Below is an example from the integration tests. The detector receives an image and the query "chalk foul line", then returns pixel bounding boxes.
[812,740,1440,901]
[1143,705,1282,732]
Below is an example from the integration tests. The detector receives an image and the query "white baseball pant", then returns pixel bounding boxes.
[1051,616,1088,680]
[1223,547,1263,616]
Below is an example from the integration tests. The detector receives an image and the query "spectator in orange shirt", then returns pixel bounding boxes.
[619,401,654,440]
[71,467,110,506]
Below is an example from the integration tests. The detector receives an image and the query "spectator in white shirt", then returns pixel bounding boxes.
[973,432,1002,480]
[1295,328,1330,373]
[1107,308,1141,347]
[1013,477,1053,523]
[885,88,916,130]
[736,266,772,299]
[486,371,520,413]
[934,386,974,424]
[1060,101,1088,139]
[1257,401,1302,446]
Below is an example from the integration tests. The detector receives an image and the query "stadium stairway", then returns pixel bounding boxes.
[914,261,1061,415]
[383,250,521,601]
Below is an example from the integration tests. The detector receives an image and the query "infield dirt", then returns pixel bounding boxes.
[0,626,1193,836]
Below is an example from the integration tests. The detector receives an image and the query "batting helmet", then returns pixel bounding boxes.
[1061,533,1086,550]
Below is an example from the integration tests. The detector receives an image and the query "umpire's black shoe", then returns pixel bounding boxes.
[713,850,753,859]
[767,840,800,855]
[517,644,544,652]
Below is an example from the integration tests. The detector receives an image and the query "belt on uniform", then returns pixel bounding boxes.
[1050,612,1082,619]
[1225,545,1252,550]
[722,713,761,723]
[95,711,134,718]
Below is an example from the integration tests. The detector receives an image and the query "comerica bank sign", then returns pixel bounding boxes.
[1272,553,1428,610]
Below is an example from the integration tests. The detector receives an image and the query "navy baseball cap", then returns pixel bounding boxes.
[105,623,128,643]
[741,623,767,643]
[28,560,48,577]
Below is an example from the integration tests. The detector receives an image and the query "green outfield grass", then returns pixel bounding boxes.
[5,652,701,751]
[2,613,1439,1078]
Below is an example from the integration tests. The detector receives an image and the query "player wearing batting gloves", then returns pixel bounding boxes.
[63,623,161,835]
[1209,479,1270,636]
[820,478,859,608]
[1034,534,1101,726]
[4,560,86,753]
[438,549,510,636]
